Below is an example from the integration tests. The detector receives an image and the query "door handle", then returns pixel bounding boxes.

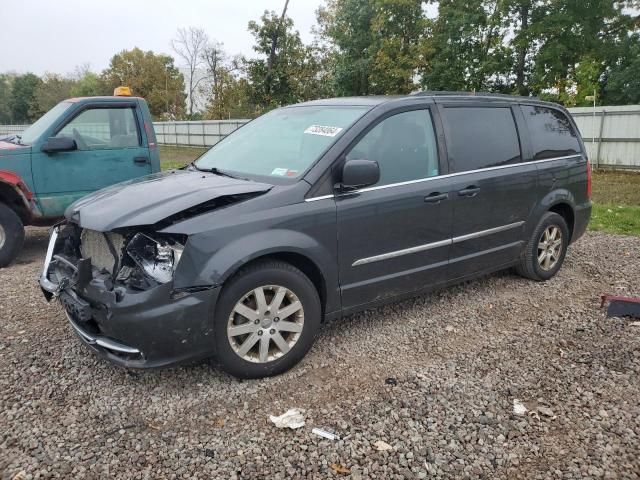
[458,186,480,197]
[424,192,449,204]
[134,156,149,164]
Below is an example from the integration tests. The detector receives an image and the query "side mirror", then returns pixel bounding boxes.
[340,159,380,189]
[41,137,77,153]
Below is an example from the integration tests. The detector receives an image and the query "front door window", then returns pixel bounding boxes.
[55,107,140,151]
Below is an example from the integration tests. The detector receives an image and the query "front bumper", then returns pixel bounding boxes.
[39,227,221,369]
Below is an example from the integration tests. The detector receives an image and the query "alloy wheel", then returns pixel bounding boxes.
[227,285,304,363]
[0,224,5,250]
[537,225,563,271]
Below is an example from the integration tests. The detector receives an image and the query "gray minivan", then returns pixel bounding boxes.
[40,92,591,378]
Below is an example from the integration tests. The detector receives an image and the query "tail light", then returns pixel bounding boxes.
[586,159,592,199]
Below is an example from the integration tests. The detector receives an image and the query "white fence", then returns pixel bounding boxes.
[153,120,249,147]
[568,105,640,170]
[0,120,251,147]
[1,106,639,170]
[0,124,30,136]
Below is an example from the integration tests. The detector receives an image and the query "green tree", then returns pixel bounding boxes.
[529,0,634,104]
[245,9,324,110]
[317,0,376,95]
[30,73,76,118]
[0,74,13,124]
[200,42,254,119]
[71,70,107,97]
[603,34,640,104]
[102,48,187,119]
[420,0,509,92]
[9,73,41,123]
[369,0,424,94]
[500,0,541,96]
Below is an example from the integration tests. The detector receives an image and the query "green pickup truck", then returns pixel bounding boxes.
[0,89,160,267]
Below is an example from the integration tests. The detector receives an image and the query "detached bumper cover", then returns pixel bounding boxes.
[39,228,221,369]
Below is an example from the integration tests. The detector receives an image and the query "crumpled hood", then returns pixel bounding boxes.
[67,169,273,231]
[0,141,31,156]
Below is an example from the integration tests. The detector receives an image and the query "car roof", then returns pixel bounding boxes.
[65,96,143,103]
[293,92,563,109]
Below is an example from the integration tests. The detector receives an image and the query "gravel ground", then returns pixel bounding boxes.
[1,228,639,479]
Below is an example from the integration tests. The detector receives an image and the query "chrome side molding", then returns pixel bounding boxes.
[352,221,525,267]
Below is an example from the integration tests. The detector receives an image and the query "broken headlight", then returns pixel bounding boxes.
[125,233,184,284]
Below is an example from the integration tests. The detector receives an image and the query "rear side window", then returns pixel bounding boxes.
[522,106,581,160]
[442,107,521,173]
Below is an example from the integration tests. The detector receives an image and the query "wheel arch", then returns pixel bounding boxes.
[530,188,577,242]
[0,178,31,223]
[227,252,328,319]
[175,228,341,317]
[548,202,575,241]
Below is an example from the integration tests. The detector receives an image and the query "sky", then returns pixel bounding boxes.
[0,0,323,76]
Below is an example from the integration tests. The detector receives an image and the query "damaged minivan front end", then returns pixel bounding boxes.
[40,222,220,367]
[39,169,273,368]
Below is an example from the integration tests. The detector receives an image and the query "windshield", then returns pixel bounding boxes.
[194,106,368,179]
[19,102,73,145]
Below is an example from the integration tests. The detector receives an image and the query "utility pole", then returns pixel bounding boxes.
[586,89,597,169]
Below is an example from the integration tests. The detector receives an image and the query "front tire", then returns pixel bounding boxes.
[0,203,25,268]
[516,212,569,281]
[213,260,321,379]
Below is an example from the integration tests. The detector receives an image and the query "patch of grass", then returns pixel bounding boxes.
[160,145,208,170]
[590,204,640,236]
[590,170,640,236]
[591,170,640,205]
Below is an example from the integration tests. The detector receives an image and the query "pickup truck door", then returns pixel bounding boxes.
[31,103,152,217]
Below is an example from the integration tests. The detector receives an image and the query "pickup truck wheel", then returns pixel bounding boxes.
[213,260,321,379]
[516,212,569,281]
[0,203,25,268]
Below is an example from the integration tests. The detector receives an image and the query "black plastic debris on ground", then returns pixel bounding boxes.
[601,295,640,319]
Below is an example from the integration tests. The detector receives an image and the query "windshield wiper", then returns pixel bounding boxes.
[192,163,242,180]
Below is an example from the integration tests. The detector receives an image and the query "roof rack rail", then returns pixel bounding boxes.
[410,90,540,100]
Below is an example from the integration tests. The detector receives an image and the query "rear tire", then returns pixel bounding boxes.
[213,260,321,379]
[516,212,569,281]
[0,203,25,268]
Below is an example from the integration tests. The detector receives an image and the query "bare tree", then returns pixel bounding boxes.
[202,40,228,102]
[171,27,208,117]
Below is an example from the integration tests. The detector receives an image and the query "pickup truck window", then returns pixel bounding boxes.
[195,106,368,179]
[56,107,141,151]
[19,102,72,145]
[346,109,439,186]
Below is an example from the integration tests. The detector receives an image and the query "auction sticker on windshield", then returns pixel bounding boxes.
[304,125,343,137]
